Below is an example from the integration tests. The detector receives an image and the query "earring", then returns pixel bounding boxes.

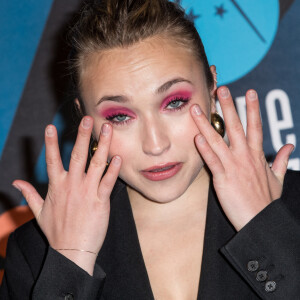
[90,140,109,167]
[90,140,98,156]
[211,113,225,137]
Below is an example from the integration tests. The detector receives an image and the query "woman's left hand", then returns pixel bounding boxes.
[191,87,294,231]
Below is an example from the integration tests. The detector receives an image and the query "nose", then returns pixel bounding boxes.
[141,118,171,156]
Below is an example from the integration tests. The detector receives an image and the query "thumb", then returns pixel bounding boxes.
[12,180,44,220]
[271,144,294,184]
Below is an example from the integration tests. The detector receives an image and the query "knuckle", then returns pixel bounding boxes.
[251,120,262,130]
[101,180,112,191]
[46,155,60,166]
[71,150,85,164]
[207,156,219,166]
[90,158,107,169]
[230,122,244,134]
[211,135,223,147]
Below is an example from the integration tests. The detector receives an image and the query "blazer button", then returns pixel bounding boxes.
[64,293,74,300]
[247,260,259,272]
[265,281,276,292]
[256,270,268,282]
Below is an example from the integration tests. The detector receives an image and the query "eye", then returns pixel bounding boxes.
[106,113,131,125]
[165,97,189,111]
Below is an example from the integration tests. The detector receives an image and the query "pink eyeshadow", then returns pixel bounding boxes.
[160,90,192,110]
[99,106,136,118]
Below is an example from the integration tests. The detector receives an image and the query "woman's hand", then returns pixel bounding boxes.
[12,116,121,275]
[191,87,294,231]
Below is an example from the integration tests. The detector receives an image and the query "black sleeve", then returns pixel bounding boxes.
[0,233,34,299]
[220,197,300,300]
[0,233,106,299]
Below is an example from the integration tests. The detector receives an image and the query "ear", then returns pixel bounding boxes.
[209,65,217,113]
[75,98,82,113]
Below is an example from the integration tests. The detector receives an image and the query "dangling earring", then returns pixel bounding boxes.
[211,113,225,137]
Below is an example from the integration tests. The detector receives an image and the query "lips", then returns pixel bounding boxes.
[141,162,183,181]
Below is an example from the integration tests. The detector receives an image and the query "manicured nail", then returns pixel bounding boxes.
[12,183,22,192]
[193,105,202,116]
[220,87,229,98]
[196,134,206,144]
[248,90,257,101]
[46,126,54,137]
[82,117,91,129]
[101,124,110,136]
[112,156,121,165]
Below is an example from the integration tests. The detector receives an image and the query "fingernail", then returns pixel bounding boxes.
[101,124,110,136]
[112,156,121,165]
[289,146,295,155]
[46,126,54,137]
[82,117,91,129]
[220,87,229,98]
[193,105,202,116]
[12,183,22,192]
[196,134,206,144]
[248,90,257,101]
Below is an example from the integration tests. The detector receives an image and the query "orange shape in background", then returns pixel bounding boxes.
[0,206,34,284]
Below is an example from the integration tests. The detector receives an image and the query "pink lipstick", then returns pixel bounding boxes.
[141,162,183,181]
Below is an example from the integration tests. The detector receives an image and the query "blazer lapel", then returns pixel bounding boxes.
[96,180,154,299]
[197,182,260,299]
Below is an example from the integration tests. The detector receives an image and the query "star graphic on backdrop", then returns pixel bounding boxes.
[215,4,227,18]
[186,8,201,23]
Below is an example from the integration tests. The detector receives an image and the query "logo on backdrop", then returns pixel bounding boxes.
[174,0,279,85]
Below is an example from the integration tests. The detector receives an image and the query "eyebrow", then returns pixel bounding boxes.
[95,77,193,106]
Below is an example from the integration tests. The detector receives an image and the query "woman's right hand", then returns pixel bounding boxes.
[12,116,121,275]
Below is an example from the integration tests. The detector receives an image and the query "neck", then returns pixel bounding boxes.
[127,168,210,225]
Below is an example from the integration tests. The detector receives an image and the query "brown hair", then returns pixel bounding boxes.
[68,0,213,101]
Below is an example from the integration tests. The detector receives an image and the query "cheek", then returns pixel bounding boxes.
[108,131,136,162]
[170,113,200,144]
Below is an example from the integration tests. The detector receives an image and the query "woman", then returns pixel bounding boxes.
[1,0,299,299]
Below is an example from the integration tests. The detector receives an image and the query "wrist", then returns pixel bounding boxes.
[55,248,97,276]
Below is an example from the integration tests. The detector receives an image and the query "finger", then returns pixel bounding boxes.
[195,134,225,178]
[97,156,122,200]
[69,116,93,178]
[245,90,263,151]
[191,104,232,166]
[271,144,294,184]
[217,86,246,149]
[12,180,44,219]
[86,123,113,189]
[45,125,64,182]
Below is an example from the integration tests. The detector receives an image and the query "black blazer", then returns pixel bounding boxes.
[1,170,300,299]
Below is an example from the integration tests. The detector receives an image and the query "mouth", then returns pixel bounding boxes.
[141,162,183,181]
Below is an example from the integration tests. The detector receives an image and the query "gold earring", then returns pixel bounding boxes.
[90,140,109,166]
[90,140,98,156]
[211,113,225,137]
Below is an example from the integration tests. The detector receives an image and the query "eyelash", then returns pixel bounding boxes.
[106,97,190,125]
[164,97,190,111]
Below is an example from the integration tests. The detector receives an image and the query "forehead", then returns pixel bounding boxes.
[80,37,206,101]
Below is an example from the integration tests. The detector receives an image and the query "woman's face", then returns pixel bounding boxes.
[79,37,215,203]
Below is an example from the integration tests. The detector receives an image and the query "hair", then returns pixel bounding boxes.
[68,0,213,104]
